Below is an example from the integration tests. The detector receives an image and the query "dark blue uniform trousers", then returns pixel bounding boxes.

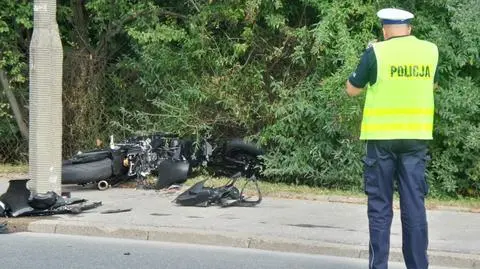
[363,139,429,269]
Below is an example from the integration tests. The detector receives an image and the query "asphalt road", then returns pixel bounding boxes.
[0,233,457,269]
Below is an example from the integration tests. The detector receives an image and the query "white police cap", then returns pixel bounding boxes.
[377,8,414,25]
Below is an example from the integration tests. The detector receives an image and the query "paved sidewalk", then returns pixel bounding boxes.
[1,179,479,269]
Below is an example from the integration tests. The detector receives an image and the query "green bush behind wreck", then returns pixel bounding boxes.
[0,0,479,198]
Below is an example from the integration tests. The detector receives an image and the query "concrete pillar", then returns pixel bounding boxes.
[28,0,63,194]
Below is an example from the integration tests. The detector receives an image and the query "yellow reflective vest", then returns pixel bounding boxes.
[360,36,439,140]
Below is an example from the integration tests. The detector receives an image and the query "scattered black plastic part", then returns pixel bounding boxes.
[0,222,8,234]
[173,170,262,208]
[101,208,132,214]
[155,159,190,190]
[0,179,102,217]
[0,179,35,217]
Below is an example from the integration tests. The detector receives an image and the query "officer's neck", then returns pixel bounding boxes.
[385,34,411,40]
[383,24,412,40]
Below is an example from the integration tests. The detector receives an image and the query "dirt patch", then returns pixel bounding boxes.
[2,217,37,233]
[470,208,480,213]
[0,173,28,181]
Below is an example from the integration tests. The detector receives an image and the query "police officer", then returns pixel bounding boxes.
[346,8,439,269]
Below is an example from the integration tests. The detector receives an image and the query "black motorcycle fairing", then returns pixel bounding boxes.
[173,175,261,208]
[155,159,191,190]
[0,179,35,217]
[173,179,215,207]
[62,158,113,185]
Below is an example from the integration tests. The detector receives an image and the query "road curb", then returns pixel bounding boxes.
[4,218,479,269]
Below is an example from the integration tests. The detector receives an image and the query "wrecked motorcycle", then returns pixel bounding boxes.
[136,134,264,190]
[61,132,264,191]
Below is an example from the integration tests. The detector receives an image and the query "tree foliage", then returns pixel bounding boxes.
[0,0,32,162]
[1,0,479,197]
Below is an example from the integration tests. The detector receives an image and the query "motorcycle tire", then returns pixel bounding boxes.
[61,158,113,185]
[223,139,264,157]
[214,140,264,178]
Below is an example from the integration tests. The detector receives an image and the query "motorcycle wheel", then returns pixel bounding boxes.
[208,149,262,179]
[228,150,263,177]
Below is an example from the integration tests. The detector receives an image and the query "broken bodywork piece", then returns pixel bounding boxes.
[173,172,262,207]
[0,179,102,217]
[100,208,132,214]
[155,159,190,189]
[0,179,35,217]
[0,222,7,234]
